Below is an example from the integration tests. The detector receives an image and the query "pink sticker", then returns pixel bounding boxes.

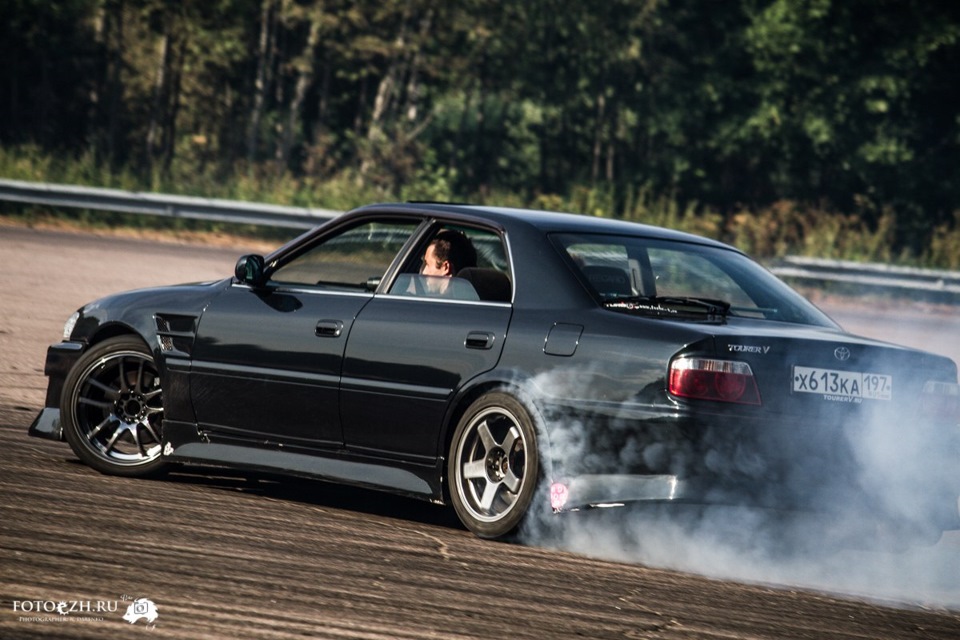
[550,482,569,511]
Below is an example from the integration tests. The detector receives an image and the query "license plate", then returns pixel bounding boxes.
[792,366,892,402]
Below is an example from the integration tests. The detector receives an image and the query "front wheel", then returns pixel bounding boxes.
[61,335,169,477]
[448,391,539,539]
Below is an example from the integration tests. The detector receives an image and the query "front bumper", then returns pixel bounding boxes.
[27,341,86,442]
[38,341,85,407]
[29,408,63,441]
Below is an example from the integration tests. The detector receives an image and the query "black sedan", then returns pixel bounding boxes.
[29,203,960,540]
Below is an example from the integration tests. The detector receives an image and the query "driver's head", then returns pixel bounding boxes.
[421,230,477,277]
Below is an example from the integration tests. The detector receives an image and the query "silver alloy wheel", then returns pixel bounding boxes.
[67,347,164,467]
[454,405,530,525]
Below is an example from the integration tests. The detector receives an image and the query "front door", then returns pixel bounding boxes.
[190,285,370,447]
[189,217,424,447]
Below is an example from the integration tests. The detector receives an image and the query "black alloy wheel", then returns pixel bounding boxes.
[61,335,168,477]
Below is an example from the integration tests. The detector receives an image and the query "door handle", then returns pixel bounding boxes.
[316,319,344,338]
[465,331,496,350]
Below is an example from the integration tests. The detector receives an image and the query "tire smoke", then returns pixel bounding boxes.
[518,363,960,610]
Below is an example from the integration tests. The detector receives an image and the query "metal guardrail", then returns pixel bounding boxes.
[2,177,959,299]
[769,256,960,297]
[0,178,340,230]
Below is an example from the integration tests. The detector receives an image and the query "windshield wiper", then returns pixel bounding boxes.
[603,295,730,321]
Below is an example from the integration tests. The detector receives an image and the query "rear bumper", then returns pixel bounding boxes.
[551,474,685,511]
[549,472,960,532]
[550,473,817,513]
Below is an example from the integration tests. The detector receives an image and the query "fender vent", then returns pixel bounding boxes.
[154,314,198,354]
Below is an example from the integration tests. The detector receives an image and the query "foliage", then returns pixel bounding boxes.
[927,213,960,270]
[4,144,960,267]
[2,1,960,267]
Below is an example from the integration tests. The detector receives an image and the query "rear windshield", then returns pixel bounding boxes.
[552,233,835,327]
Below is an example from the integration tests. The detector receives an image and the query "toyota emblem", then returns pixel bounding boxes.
[834,346,851,361]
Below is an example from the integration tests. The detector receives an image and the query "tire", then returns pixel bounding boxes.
[61,335,169,477]
[448,391,539,539]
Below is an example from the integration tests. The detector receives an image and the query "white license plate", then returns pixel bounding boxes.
[792,366,892,402]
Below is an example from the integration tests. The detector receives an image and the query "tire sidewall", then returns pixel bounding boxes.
[61,335,168,477]
[448,390,540,539]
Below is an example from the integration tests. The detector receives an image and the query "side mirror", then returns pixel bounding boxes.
[235,254,266,287]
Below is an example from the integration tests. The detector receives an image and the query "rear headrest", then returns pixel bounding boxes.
[582,265,631,296]
[456,267,512,302]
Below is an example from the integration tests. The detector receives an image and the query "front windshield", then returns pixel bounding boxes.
[552,232,835,327]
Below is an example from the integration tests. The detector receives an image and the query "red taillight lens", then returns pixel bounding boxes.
[669,357,761,405]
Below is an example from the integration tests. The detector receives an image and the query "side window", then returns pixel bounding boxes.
[463,227,509,272]
[564,242,636,298]
[270,220,420,289]
[388,225,512,302]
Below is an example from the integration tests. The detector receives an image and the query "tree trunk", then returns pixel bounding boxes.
[87,4,106,158]
[89,1,125,165]
[280,12,323,171]
[316,61,330,125]
[450,80,476,176]
[247,0,277,164]
[145,26,170,173]
[161,30,186,172]
[592,93,606,186]
[359,6,412,178]
[404,9,433,123]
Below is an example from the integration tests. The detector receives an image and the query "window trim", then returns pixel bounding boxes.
[264,216,428,291]
[380,219,515,304]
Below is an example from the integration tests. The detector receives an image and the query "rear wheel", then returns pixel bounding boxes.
[61,336,168,477]
[448,391,539,538]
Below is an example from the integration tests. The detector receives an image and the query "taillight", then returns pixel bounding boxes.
[669,357,761,405]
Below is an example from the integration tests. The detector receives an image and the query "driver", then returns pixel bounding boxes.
[419,229,477,294]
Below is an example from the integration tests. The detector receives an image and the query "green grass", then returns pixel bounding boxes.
[2,144,958,269]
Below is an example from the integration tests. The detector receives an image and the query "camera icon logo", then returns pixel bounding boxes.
[122,598,159,625]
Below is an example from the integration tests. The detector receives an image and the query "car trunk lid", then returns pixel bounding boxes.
[694,321,957,420]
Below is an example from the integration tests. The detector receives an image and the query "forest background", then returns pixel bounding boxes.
[2,0,960,268]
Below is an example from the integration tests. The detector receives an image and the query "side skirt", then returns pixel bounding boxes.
[162,420,445,503]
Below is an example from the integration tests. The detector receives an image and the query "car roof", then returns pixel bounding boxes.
[352,202,738,252]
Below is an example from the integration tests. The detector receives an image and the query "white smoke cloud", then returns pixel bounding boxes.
[518,364,960,611]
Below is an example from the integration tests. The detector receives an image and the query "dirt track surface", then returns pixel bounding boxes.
[2,226,960,638]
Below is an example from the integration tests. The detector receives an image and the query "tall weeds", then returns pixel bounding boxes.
[1,145,958,269]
